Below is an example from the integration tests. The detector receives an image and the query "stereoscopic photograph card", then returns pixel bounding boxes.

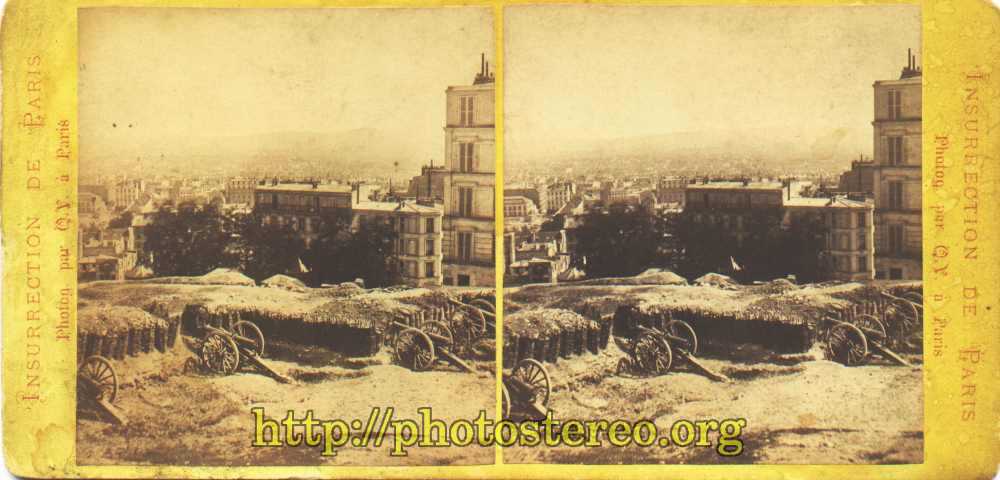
[1,0,999,479]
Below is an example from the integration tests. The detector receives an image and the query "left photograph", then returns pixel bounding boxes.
[76,7,497,466]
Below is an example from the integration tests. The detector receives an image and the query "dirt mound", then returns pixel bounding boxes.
[694,272,737,288]
[261,274,307,292]
[79,304,168,335]
[147,268,256,287]
[572,269,688,287]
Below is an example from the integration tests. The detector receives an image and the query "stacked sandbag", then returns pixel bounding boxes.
[78,304,178,362]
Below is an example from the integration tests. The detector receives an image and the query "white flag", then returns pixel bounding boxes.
[298,258,310,273]
[730,256,742,272]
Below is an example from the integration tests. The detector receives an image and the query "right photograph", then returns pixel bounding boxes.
[501,5,923,464]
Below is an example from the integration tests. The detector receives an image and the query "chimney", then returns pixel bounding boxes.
[786,182,791,200]
[481,53,485,76]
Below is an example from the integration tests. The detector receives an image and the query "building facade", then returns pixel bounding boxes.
[253,182,443,286]
[441,56,496,287]
[546,181,575,214]
[504,195,539,219]
[872,54,922,280]
[684,181,875,281]
[225,176,257,206]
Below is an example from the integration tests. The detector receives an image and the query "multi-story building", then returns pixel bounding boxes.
[353,201,443,287]
[656,176,687,207]
[683,181,875,280]
[253,181,443,286]
[872,52,922,280]
[784,196,875,281]
[504,196,539,219]
[441,55,496,286]
[546,181,575,214]
[110,178,145,210]
[407,165,448,201]
[505,184,547,216]
[225,176,257,206]
[837,157,875,194]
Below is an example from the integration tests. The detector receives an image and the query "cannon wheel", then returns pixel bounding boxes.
[512,358,551,407]
[887,299,921,344]
[901,291,922,305]
[633,332,673,375]
[826,322,868,366]
[79,355,118,402]
[854,314,887,342]
[666,320,698,355]
[201,332,240,374]
[462,306,488,338]
[500,383,511,419]
[423,320,454,346]
[395,328,435,371]
[470,298,495,315]
[616,357,633,376]
[232,320,265,356]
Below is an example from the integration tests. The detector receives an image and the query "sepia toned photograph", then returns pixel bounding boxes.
[75,7,497,465]
[501,5,923,464]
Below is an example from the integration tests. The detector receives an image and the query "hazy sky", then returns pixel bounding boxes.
[504,5,921,164]
[79,8,493,169]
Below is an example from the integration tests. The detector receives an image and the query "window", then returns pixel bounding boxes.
[459,188,474,217]
[857,212,866,228]
[858,232,866,250]
[859,255,867,272]
[888,181,904,210]
[459,143,474,172]
[888,90,902,119]
[425,217,435,233]
[888,136,904,165]
[890,268,903,280]
[460,96,474,126]
[271,194,278,208]
[457,274,471,286]
[406,239,417,256]
[425,262,435,278]
[889,225,904,254]
[425,238,434,256]
[458,232,473,261]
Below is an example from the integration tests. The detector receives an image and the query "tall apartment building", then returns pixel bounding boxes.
[872,51,922,280]
[441,55,496,286]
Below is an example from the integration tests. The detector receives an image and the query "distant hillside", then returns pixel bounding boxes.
[509,126,868,177]
[81,128,422,179]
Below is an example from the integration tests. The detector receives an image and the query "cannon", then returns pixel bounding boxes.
[823,314,911,367]
[500,358,551,420]
[393,319,475,373]
[199,320,291,382]
[614,319,729,382]
[77,355,127,425]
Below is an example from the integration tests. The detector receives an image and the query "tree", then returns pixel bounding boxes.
[231,214,308,282]
[107,211,133,229]
[143,205,231,276]
[303,212,401,288]
[571,204,672,278]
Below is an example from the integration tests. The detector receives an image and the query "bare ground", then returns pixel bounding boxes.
[504,342,923,464]
[77,338,497,466]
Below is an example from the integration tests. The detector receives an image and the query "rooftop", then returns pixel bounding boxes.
[354,200,441,215]
[784,196,872,209]
[256,183,352,194]
[687,181,784,191]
